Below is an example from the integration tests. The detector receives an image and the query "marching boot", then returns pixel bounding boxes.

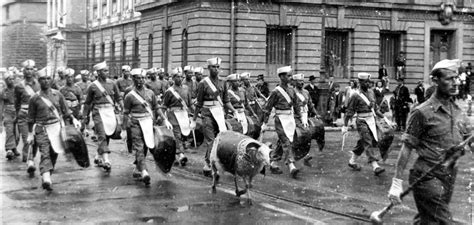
[303,155,313,167]
[203,163,212,177]
[372,161,385,176]
[13,148,21,157]
[102,153,112,172]
[6,150,14,160]
[41,172,53,191]
[289,163,299,179]
[94,154,104,167]
[178,153,188,167]
[348,151,361,171]
[132,168,142,178]
[141,170,151,186]
[26,160,36,175]
[269,161,283,174]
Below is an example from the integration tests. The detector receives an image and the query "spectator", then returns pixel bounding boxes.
[304,75,320,114]
[255,74,269,98]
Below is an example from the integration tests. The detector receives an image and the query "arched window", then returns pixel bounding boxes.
[182,29,188,67]
[148,34,153,68]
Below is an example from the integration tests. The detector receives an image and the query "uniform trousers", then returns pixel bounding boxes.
[91,108,111,155]
[130,119,148,171]
[270,116,295,164]
[352,118,379,163]
[34,125,59,174]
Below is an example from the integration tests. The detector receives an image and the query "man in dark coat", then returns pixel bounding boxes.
[304,75,319,115]
[255,74,270,98]
[414,80,425,104]
[393,78,413,131]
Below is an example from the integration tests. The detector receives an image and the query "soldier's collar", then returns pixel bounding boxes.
[430,96,459,113]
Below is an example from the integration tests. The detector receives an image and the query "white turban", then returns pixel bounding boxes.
[207,57,222,66]
[431,59,461,73]
[93,61,107,71]
[277,66,292,75]
[357,72,371,80]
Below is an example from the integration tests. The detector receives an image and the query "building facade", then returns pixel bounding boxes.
[1,0,48,68]
[47,0,474,88]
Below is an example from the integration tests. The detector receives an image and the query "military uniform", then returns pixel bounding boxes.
[123,87,158,178]
[183,79,198,100]
[264,84,301,166]
[116,78,133,95]
[145,79,168,100]
[28,89,71,175]
[1,85,17,155]
[162,85,193,157]
[83,79,121,155]
[14,79,40,161]
[60,84,83,121]
[196,76,230,166]
[401,96,470,223]
[345,89,380,163]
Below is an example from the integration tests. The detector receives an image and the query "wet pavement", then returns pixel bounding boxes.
[1,102,473,224]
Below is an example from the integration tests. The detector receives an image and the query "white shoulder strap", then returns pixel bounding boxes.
[23,81,35,96]
[203,77,223,106]
[38,94,65,127]
[168,87,189,111]
[93,80,114,105]
[227,89,241,102]
[356,90,376,115]
[275,86,292,104]
[296,91,305,102]
[130,90,154,117]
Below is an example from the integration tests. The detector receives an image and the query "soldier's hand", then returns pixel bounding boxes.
[302,121,309,128]
[26,132,34,144]
[164,119,173,130]
[190,120,196,130]
[388,178,403,205]
[261,123,268,131]
[120,130,127,140]
[341,126,348,135]
[72,118,82,130]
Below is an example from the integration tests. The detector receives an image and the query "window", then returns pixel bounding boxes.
[162,27,172,72]
[148,34,153,68]
[100,42,105,61]
[91,44,96,62]
[102,0,107,17]
[112,0,117,15]
[266,26,293,65]
[380,31,402,78]
[93,2,98,19]
[110,41,115,61]
[121,39,126,61]
[5,5,9,20]
[182,29,188,67]
[132,38,139,68]
[324,29,350,78]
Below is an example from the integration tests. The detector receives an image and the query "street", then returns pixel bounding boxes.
[1,120,473,224]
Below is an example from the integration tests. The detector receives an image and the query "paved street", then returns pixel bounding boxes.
[1,101,473,224]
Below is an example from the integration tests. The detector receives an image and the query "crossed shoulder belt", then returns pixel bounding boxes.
[94,103,113,108]
[356,112,374,118]
[275,109,293,115]
[130,112,150,119]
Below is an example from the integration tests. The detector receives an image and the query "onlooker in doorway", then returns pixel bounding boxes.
[414,80,425,104]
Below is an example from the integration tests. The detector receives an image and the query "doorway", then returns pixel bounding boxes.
[430,30,455,69]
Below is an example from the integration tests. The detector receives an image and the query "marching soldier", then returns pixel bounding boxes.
[192,57,238,176]
[15,59,40,174]
[388,59,470,224]
[145,68,168,103]
[342,73,386,175]
[240,72,266,122]
[162,67,194,167]
[76,70,90,95]
[261,66,302,178]
[193,66,205,83]
[116,65,134,97]
[82,61,123,172]
[122,68,166,185]
[51,67,66,90]
[183,65,198,102]
[1,71,20,160]
[27,67,81,191]
[226,73,256,134]
[292,73,320,166]
[60,68,83,123]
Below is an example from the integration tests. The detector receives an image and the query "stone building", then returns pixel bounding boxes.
[1,0,47,68]
[46,0,474,88]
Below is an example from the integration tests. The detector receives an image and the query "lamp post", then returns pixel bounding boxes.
[51,31,65,83]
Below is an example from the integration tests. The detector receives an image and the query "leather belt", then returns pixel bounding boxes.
[248,101,256,104]
[275,109,292,115]
[357,112,373,118]
[203,100,221,107]
[21,104,29,110]
[130,112,150,118]
[36,119,60,126]
[236,108,245,113]
[168,107,185,111]
[94,103,113,109]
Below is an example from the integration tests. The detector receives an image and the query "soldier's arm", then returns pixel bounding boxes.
[0,91,4,124]
[14,86,21,115]
[193,82,205,121]
[27,96,36,133]
[395,109,424,178]
[58,92,73,120]
[344,95,356,126]
[113,83,124,111]
[222,83,236,114]
[262,91,276,124]
[122,95,131,130]
[82,84,93,119]
[292,92,302,119]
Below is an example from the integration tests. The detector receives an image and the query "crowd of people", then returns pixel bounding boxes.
[0,57,472,224]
